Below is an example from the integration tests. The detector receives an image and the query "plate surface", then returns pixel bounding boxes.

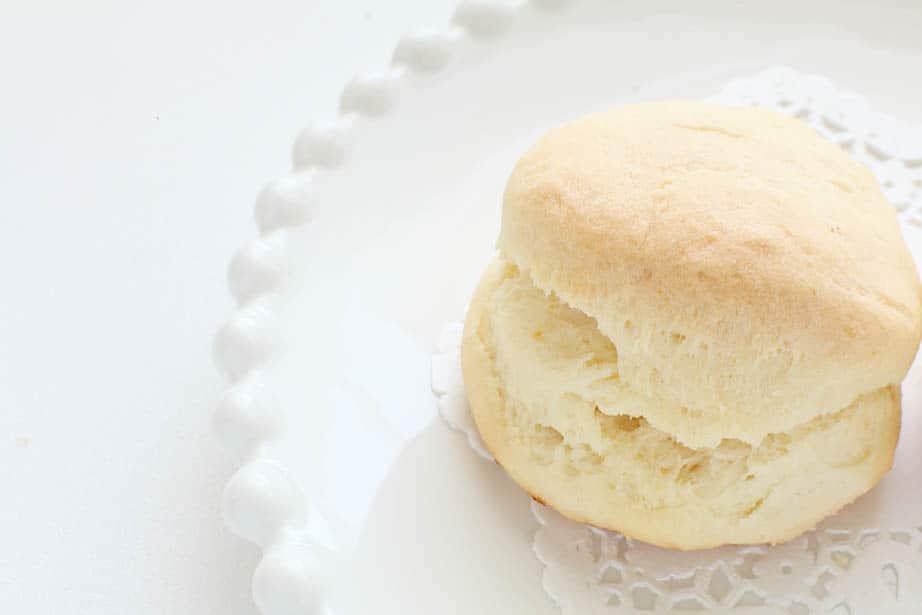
[212,2,922,613]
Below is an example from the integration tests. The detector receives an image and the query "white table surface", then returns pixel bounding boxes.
[3,1,922,614]
[0,1,455,613]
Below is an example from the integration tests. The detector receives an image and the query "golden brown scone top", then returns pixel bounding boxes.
[499,101,922,447]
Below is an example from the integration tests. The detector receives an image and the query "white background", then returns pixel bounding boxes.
[3,1,922,614]
[0,1,455,613]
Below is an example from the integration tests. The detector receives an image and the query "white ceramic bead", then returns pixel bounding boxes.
[392,29,454,72]
[213,374,284,457]
[228,232,289,305]
[212,303,276,381]
[222,459,307,547]
[253,542,336,615]
[254,175,314,234]
[452,1,516,39]
[292,121,352,170]
[339,72,400,117]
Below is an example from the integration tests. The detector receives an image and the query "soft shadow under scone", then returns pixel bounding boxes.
[461,101,922,550]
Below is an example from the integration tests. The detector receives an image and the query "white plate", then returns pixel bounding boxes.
[211,2,922,614]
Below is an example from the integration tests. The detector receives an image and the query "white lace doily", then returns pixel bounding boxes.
[431,67,922,614]
[706,67,922,227]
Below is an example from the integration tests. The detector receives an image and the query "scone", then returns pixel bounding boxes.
[461,101,922,550]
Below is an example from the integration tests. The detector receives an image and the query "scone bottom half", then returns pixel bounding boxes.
[460,102,922,550]
[462,256,901,550]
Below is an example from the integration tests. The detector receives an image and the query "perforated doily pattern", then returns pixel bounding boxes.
[432,67,922,614]
[531,503,922,614]
[706,67,922,227]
